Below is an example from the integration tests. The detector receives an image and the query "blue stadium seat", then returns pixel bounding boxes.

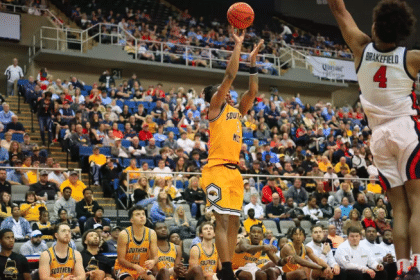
[139,141,146,147]
[140,159,155,169]
[116,100,124,108]
[118,123,125,132]
[0,133,4,139]
[18,80,29,86]
[81,90,88,96]
[0,105,3,111]
[12,134,23,143]
[148,102,156,112]
[113,179,119,190]
[244,139,254,147]
[121,140,131,148]
[175,180,184,189]
[184,180,189,189]
[59,129,66,139]
[99,147,111,157]
[149,179,155,187]
[121,158,131,168]
[84,85,93,93]
[124,101,136,109]
[138,101,150,110]
[165,127,179,135]
[243,131,254,139]
[155,141,163,148]
[79,146,93,157]
[259,140,268,146]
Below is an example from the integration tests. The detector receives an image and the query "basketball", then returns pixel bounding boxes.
[227,2,255,30]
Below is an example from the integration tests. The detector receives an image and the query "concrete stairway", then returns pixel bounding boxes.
[6,95,116,209]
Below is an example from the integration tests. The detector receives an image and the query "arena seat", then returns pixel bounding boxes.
[12,134,24,143]
[262,220,279,236]
[79,146,93,157]
[301,220,312,235]
[165,219,175,228]
[75,240,84,252]
[99,147,112,157]
[280,220,296,235]
[182,238,194,257]
[13,241,24,254]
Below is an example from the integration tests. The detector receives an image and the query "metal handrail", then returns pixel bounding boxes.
[2,3,64,28]
[4,166,82,181]
[286,44,354,60]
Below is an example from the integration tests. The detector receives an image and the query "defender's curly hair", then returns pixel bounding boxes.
[373,0,416,43]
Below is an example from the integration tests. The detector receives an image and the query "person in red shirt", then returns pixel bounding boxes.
[138,123,153,141]
[262,178,285,204]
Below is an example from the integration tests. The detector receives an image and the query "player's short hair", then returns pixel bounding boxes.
[347,226,362,236]
[289,226,306,240]
[0,229,13,240]
[250,224,264,233]
[311,225,324,233]
[82,229,99,248]
[153,221,166,230]
[55,223,70,234]
[203,85,219,103]
[373,0,416,43]
[128,205,146,219]
[198,222,214,234]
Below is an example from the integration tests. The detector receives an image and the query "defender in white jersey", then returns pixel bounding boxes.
[327,0,420,279]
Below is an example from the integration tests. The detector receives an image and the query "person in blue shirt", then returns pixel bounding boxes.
[339,197,353,219]
[0,103,15,125]
[263,229,279,248]
[186,105,200,119]
[153,126,168,142]
[229,86,238,104]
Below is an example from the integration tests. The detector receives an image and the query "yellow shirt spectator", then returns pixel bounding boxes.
[367,183,382,194]
[25,171,38,185]
[243,218,266,234]
[89,154,107,166]
[318,161,333,173]
[346,129,353,137]
[334,162,349,173]
[124,166,141,180]
[20,202,46,222]
[60,175,87,202]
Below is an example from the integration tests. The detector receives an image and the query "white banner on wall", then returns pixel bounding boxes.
[306,56,358,81]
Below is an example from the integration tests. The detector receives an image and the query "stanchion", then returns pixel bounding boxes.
[17,90,21,114]
[31,111,34,132]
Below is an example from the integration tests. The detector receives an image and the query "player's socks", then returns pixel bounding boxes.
[221,262,234,280]
[397,259,410,274]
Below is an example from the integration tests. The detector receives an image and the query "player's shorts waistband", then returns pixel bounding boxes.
[223,163,238,169]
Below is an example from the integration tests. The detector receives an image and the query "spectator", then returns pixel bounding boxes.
[0,104,15,127]
[111,138,129,158]
[286,179,308,207]
[4,58,23,96]
[302,195,323,224]
[335,227,386,280]
[319,195,334,219]
[128,136,146,158]
[0,132,12,151]
[284,197,305,226]
[0,205,31,240]
[7,160,27,185]
[9,141,23,162]
[0,192,12,220]
[29,170,60,200]
[124,158,141,182]
[243,208,266,234]
[334,157,350,173]
[153,159,173,179]
[31,146,46,164]
[263,229,279,248]
[374,208,392,236]
[106,226,121,253]
[145,138,160,157]
[59,170,87,201]
[32,209,54,240]
[177,132,195,154]
[333,182,354,206]
[52,186,76,221]
[83,207,111,233]
[323,166,340,191]
[183,176,206,219]
[69,124,91,160]
[243,179,259,205]
[243,193,265,220]
[20,191,46,222]
[0,230,31,280]
[328,208,344,236]
[380,230,395,259]
[261,178,285,204]
[312,181,327,205]
[150,190,175,223]
[99,158,122,198]
[48,162,68,186]
[0,169,11,194]
[19,230,48,255]
[99,70,115,88]
[20,134,35,155]
[339,197,353,219]
[132,176,155,207]
[265,193,288,233]
[76,188,100,232]
[361,208,378,230]
[5,115,25,134]
[366,176,382,194]
[172,206,195,240]
[88,146,106,186]
[54,208,80,238]
[353,193,370,215]
[81,229,114,278]
[343,209,364,235]
[163,131,179,151]
[138,124,153,141]
[37,92,54,145]
[327,224,344,248]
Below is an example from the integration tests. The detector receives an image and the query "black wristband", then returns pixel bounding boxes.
[249,67,258,75]
[321,266,327,272]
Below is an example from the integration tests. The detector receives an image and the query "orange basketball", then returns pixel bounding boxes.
[227,2,255,30]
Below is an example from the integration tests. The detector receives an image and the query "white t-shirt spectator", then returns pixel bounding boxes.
[379,242,395,259]
[177,138,195,154]
[335,240,380,272]
[4,65,23,83]
[280,25,292,37]
[306,241,338,267]
[302,206,323,221]
[153,166,173,179]
[48,172,68,186]
[360,239,387,264]
[128,146,146,157]
[243,202,264,220]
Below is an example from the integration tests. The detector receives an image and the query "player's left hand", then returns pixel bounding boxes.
[322,267,334,279]
[377,264,384,271]
[249,39,264,66]
[144,260,156,270]
[333,265,340,275]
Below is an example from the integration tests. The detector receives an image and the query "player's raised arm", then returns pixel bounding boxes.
[327,0,371,57]
[238,39,264,116]
[208,27,244,118]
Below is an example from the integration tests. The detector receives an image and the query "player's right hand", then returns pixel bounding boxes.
[263,245,277,253]
[366,269,376,279]
[133,264,146,275]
